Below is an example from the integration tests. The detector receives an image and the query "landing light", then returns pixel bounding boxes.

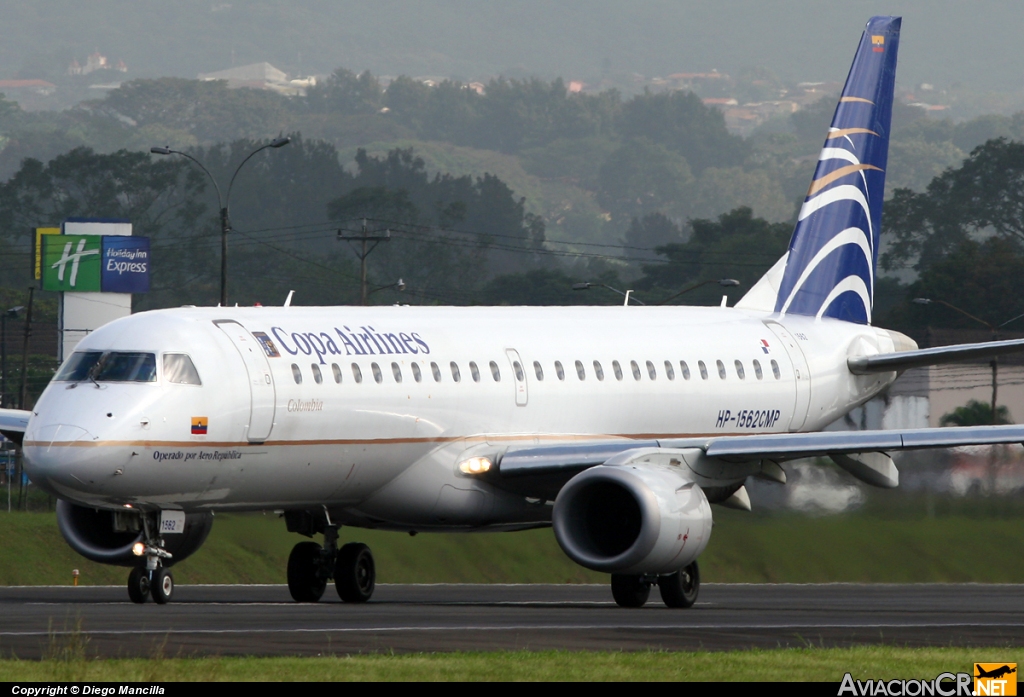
[132,542,146,557]
[458,457,492,475]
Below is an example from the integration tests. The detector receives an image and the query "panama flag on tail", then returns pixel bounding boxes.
[775,16,900,325]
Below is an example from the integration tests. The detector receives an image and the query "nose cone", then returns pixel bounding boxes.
[24,422,126,505]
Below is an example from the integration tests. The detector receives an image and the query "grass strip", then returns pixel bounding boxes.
[0,646,1019,682]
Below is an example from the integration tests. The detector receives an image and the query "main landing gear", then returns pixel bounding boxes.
[285,511,376,603]
[611,560,700,609]
[127,514,174,605]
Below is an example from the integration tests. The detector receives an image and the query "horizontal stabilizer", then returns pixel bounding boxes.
[0,408,31,445]
[848,338,1024,374]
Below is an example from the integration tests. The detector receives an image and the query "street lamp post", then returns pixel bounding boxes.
[366,279,406,302]
[656,278,741,306]
[0,306,24,408]
[913,297,1024,425]
[151,137,291,306]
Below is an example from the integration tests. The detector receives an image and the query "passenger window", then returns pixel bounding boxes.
[371,362,383,384]
[646,360,656,380]
[575,360,586,380]
[351,363,363,383]
[734,360,745,380]
[698,361,708,380]
[412,363,422,382]
[753,359,763,380]
[593,360,604,381]
[771,359,781,379]
[612,360,623,381]
[630,360,641,380]
[450,361,461,382]
[664,360,675,380]
[392,362,403,383]
[291,364,302,384]
[680,361,691,380]
[717,360,727,379]
[533,361,544,381]
[332,363,343,384]
[431,362,442,382]
[163,354,202,385]
[469,361,481,382]
[513,361,525,381]
[490,361,502,381]
[311,364,323,384]
[555,361,565,380]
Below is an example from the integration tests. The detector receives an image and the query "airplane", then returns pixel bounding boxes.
[975,666,1017,680]
[7,15,1024,608]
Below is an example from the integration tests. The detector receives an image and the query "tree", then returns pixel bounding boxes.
[597,138,693,226]
[619,90,745,172]
[304,69,382,115]
[883,138,1024,273]
[637,207,790,304]
[940,400,1012,427]
[623,213,684,259]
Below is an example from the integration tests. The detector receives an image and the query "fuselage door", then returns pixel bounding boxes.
[214,320,277,442]
[505,348,528,407]
[763,320,811,431]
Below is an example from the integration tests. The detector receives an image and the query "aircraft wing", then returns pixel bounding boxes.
[849,338,1024,374]
[0,408,31,445]
[492,424,1024,499]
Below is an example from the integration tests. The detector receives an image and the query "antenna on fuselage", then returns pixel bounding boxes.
[284,290,295,307]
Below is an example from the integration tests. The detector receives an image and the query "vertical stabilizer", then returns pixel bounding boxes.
[774,16,901,324]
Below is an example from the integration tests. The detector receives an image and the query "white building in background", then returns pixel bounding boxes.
[198,62,316,96]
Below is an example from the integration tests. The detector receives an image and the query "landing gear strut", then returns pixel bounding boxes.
[285,510,376,603]
[126,513,174,604]
[610,560,700,609]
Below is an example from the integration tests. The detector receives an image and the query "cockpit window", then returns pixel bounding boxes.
[163,354,202,385]
[96,352,157,382]
[54,351,104,382]
[55,351,157,383]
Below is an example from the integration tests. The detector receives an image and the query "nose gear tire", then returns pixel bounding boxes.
[152,568,174,605]
[288,541,327,603]
[335,542,375,603]
[127,566,150,604]
[611,574,650,608]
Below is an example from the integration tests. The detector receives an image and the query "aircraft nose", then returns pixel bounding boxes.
[23,422,112,500]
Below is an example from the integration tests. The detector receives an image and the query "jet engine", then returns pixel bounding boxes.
[552,464,711,575]
[56,500,213,567]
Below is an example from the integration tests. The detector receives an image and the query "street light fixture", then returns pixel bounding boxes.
[151,137,291,306]
[366,278,406,301]
[912,297,1024,425]
[572,282,645,306]
[656,278,740,306]
[0,306,23,408]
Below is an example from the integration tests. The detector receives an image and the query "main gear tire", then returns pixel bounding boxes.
[335,542,375,603]
[127,566,150,604]
[288,541,327,603]
[611,574,650,608]
[151,567,174,605]
[658,561,700,609]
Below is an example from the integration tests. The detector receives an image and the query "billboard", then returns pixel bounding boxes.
[42,234,149,293]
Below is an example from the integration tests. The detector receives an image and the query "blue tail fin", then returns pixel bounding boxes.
[775,16,901,324]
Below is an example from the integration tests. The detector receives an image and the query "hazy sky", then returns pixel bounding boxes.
[2,1,1020,91]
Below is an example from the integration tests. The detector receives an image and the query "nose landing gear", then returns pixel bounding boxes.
[126,513,174,604]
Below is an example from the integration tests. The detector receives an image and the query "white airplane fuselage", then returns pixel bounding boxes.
[24,305,903,530]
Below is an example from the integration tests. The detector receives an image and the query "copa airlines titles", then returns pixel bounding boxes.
[270,325,430,364]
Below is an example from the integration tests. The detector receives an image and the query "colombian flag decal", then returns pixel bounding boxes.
[872,35,884,52]
[191,417,208,435]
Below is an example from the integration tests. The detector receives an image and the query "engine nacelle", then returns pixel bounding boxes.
[552,464,712,575]
[56,500,214,567]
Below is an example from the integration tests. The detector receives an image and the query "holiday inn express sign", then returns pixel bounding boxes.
[42,234,150,293]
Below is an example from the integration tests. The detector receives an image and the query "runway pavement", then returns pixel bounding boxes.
[1,583,1022,658]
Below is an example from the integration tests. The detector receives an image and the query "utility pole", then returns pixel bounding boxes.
[338,220,391,305]
[18,288,33,410]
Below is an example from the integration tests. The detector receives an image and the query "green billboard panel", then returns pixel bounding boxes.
[42,234,102,292]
